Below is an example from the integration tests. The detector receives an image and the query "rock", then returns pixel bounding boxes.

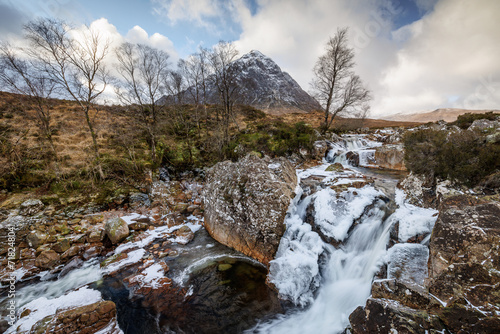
[203,154,297,266]
[374,144,406,170]
[325,163,344,172]
[19,199,44,216]
[428,196,500,281]
[103,218,129,244]
[52,238,71,253]
[30,300,120,334]
[468,118,500,131]
[371,279,440,310]
[173,226,195,245]
[345,151,359,167]
[61,245,83,260]
[312,140,329,160]
[398,173,437,208]
[129,192,151,209]
[26,230,48,249]
[159,167,171,182]
[349,298,445,334]
[35,250,60,269]
[59,257,84,277]
[84,213,104,224]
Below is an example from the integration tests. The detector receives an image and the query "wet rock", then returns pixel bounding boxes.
[203,154,297,266]
[173,226,195,245]
[59,257,84,277]
[35,250,60,269]
[345,151,359,167]
[374,144,406,170]
[19,199,44,216]
[103,217,129,244]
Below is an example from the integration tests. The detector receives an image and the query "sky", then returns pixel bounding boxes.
[0,0,499,117]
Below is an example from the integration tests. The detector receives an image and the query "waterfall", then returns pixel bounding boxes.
[250,158,436,334]
[326,134,382,167]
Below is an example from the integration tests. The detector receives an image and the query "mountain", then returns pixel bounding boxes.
[382,108,500,123]
[230,50,321,114]
[164,50,321,114]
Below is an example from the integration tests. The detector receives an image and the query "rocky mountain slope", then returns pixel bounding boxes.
[383,108,500,123]
[173,50,321,114]
[230,50,321,114]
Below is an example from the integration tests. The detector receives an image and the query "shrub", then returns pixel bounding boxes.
[404,128,500,187]
[452,112,499,129]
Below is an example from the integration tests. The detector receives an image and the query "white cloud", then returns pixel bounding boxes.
[232,0,500,116]
[374,0,500,115]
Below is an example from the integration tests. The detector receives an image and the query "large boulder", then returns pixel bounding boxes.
[203,154,297,266]
[374,144,406,170]
[103,217,129,244]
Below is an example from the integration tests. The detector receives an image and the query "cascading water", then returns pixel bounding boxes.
[250,152,437,334]
[326,134,382,167]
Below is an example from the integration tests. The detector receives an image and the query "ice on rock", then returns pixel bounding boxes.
[6,287,103,333]
[314,186,383,242]
[386,243,429,285]
[390,189,438,242]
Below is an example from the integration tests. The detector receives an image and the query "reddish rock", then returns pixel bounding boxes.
[35,250,60,269]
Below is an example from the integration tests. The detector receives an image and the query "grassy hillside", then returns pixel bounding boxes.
[0,91,419,202]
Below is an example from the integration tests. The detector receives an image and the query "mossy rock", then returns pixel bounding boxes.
[100,252,128,268]
[326,163,344,172]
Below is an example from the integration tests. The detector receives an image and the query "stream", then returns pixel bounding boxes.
[4,135,439,334]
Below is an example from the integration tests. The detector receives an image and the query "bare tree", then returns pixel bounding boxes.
[311,27,371,132]
[208,41,239,144]
[178,47,212,134]
[164,70,186,105]
[115,43,170,164]
[24,18,110,178]
[0,43,58,161]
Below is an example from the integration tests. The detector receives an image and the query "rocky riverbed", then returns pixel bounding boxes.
[1,126,499,333]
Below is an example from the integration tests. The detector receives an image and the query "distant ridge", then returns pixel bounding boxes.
[382,108,500,123]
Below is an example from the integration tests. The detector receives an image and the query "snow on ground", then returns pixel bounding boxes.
[6,287,102,333]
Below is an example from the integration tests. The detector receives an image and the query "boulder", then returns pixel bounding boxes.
[428,196,500,281]
[35,250,60,269]
[349,298,445,334]
[203,154,297,266]
[103,217,129,244]
[374,144,406,170]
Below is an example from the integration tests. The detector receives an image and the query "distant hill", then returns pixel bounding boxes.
[382,108,500,123]
[161,50,321,114]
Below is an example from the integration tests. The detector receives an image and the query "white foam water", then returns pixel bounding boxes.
[252,195,392,334]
